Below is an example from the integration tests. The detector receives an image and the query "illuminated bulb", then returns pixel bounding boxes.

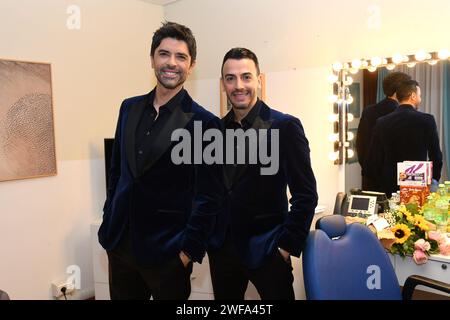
[328,95,338,103]
[351,59,362,69]
[347,113,354,122]
[407,62,416,68]
[403,55,409,62]
[427,60,438,65]
[332,62,343,71]
[361,60,369,67]
[371,57,382,66]
[347,131,354,141]
[328,133,339,142]
[343,62,350,70]
[349,68,359,74]
[328,152,339,161]
[347,149,355,158]
[386,63,396,70]
[382,58,388,65]
[346,95,354,104]
[392,53,403,64]
[328,113,339,122]
[344,76,353,86]
[438,49,450,60]
[415,50,427,61]
[327,74,338,83]
[368,66,377,72]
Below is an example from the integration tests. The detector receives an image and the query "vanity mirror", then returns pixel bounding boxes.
[327,50,450,192]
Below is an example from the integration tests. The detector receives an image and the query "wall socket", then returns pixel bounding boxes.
[51,281,75,298]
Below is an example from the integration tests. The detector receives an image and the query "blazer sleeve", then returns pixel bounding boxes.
[426,115,443,181]
[180,116,224,263]
[103,101,125,215]
[356,108,370,168]
[364,120,383,186]
[277,117,318,257]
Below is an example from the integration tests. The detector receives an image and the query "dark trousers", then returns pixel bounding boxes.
[208,238,295,300]
[106,228,192,300]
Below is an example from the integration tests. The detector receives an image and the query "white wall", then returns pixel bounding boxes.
[0,0,164,299]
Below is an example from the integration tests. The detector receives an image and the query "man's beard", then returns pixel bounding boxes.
[155,67,186,89]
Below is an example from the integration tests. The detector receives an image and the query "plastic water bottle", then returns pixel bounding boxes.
[435,184,448,232]
[423,195,436,223]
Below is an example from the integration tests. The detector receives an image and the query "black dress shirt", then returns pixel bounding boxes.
[135,88,186,173]
[223,100,262,185]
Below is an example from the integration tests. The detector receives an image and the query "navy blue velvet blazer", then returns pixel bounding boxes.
[98,88,223,267]
[208,101,318,269]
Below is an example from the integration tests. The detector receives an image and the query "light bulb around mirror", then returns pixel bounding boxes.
[382,58,388,65]
[328,113,339,122]
[347,113,354,122]
[438,49,449,60]
[347,148,355,158]
[361,60,369,67]
[368,66,377,72]
[347,131,354,141]
[392,53,403,64]
[349,68,359,74]
[328,151,339,161]
[407,62,416,68]
[415,50,427,61]
[344,76,353,86]
[346,95,354,104]
[427,60,438,65]
[370,57,382,66]
[351,59,362,69]
[328,133,339,142]
[386,63,396,70]
[332,62,343,71]
[403,55,409,62]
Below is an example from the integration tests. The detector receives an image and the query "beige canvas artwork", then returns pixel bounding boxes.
[0,59,56,182]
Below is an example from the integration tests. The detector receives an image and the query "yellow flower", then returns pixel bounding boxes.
[414,215,429,231]
[391,224,411,244]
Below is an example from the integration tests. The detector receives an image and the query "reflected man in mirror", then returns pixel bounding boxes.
[364,80,442,196]
[357,72,411,190]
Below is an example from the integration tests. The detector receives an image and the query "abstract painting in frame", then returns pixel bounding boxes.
[0,59,57,182]
[220,73,266,117]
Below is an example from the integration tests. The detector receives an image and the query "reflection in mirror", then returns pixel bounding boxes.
[345,59,450,193]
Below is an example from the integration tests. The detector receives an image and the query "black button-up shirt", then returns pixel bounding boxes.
[223,99,262,185]
[135,88,185,173]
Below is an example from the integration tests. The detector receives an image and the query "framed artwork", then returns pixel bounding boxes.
[347,128,358,164]
[348,82,361,119]
[0,59,57,182]
[220,73,266,117]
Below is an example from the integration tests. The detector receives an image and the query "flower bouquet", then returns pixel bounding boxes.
[386,203,450,264]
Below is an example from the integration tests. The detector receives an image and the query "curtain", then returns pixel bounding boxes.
[376,67,388,103]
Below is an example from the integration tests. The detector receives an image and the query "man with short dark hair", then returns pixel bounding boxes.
[207,47,318,300]
[98,22,222,300]
[356,72,412,190]
[364,80,442,196]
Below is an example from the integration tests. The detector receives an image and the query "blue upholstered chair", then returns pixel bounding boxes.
[302,215,450,300]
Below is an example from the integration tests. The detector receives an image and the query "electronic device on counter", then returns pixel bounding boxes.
[347,195,378,217]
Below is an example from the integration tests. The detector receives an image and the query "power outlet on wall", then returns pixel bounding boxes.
[51,281,75,298]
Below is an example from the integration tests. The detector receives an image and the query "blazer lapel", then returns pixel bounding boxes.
[141,100,194,174]
[125,94,149,178]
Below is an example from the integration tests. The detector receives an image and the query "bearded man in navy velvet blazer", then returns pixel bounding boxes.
[98,22,222,300]
[207,48,318,300]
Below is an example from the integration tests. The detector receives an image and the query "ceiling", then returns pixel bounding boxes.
[139,0,180,6]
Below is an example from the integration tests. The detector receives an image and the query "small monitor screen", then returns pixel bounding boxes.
[351,197,370,210]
